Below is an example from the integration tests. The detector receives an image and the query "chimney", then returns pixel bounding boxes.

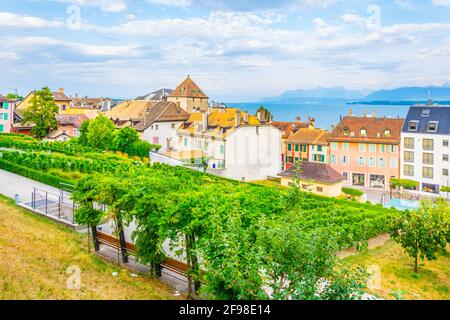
[308,117,315,128]
[348,108,353,117]
[372,111,376,118]
[202,112,208,132]
[176,101,181,110]
[296,116,301,122]
[243,112,249,123]
[257,111,262,121]
[235,110,241,127]
[59,88,64,94]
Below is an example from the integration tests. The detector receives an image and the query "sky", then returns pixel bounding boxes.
[0,0,450,101]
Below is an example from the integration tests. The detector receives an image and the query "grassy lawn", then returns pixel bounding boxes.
[0,195,179,300]
[344,239,450,300]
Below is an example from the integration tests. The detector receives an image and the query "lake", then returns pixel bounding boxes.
[227,101,411,130]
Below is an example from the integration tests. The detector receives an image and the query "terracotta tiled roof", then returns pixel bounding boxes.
[178,108,261,139]
[169,76,208,99]
[278,161,344,184]
[51,91,71,102]
[70,97,110,109]
[56,114,89,128]
[133,101,190,131]
[330,116,404,144]
[287,128,330,146]
[105,100,152,121]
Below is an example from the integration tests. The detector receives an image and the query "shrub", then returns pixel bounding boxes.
[390,178,419,190]
[342,187,364,197]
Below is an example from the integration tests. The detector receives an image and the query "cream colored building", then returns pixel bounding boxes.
[279,161,344,197]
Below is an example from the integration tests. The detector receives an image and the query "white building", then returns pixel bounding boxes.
[400,105,450,195]
[105,100,190,153]
[167,108,282,181]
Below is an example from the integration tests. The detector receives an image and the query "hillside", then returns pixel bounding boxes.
[365,86,450,101]
[0,195,178,300]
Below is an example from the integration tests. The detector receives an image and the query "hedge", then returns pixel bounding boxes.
[0,159,74,189]
[342,187,364,197]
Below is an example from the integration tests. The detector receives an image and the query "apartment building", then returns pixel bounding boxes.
[284,127,330,169]
[329,115,404,189]
[0,95,14,133]
[400,105,450,195]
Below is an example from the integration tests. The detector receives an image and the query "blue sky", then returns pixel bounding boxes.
[0,0,450,101]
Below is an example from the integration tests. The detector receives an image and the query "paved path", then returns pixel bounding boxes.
[0,169,61,202]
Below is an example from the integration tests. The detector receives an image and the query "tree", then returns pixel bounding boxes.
[390,199,450,272]
[86,114,116,150]
[256,106,272,122]
[6,93,23,101]
[113,127,139,152]
[78,120,90,146]
[73,177,105,252]
[22,87,59,139]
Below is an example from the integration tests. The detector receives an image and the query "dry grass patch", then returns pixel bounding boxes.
[344,239,450,300]
[0,195,179,300]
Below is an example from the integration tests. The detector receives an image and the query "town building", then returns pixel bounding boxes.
[0,95,15,133]
[46,114,89,141]
[329,114,404,190]
[400,105,450,195]
[167,76,209,113]
[105,100,190,152]
[136,88,173,101]
[278,161,344,197]
[284,127,330,170]
[168,107,282,181]
[16,88,71,116]
[271,117,315,170]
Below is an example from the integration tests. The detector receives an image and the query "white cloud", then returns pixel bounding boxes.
[51,0,127,12]
[0,12,64,28]
[146,0,191,7]
[432,0,450,6]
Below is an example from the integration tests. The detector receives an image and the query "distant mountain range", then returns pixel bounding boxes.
[261,85,450,103]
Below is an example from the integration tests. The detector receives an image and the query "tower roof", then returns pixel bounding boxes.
[169,76,208,99]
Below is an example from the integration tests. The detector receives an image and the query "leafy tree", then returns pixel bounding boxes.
[113,127,139,152]
[6,93,23,100]
[390,199,450,272]
[22,87,59,139]
[256,106,272,122]
[73,177,105,252]
[86,114,116,150]
[78,120,90,146]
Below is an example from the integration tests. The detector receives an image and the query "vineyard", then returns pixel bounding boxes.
[0,133,400,299]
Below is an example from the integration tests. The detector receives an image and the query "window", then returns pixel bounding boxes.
[443,169,449,176]
[404,164,414,177]
[391,158,398,168]
[330,155,336,164]
[358,156,365,166]
[316,187,323,193]
[288,144,292,151]
[423,139,434,151]
[444,154,449,162]
[331,142,338,151]
[342,172,349,182]
[370,175,386,189]
[369,144,376,153]
[183,137,188,147]
[0,124,3,132]
[360,128,367,136]
[368,157,375,167]
[384,129,391,137]
[378,157,386,168]
[359,143,366,152]
[155,125,159,130]
[220,145,224,154]
[342,156,349,165]
[343,143,350,152]
[422,167,434,179]
[171,123,176,129]
[295,157,299,162]
[427,121,438,133]
[352,174,365,187]
[317,145,323,152]
[444,140,449,147]
[404,151,414,163]
[379,144,386,153]
[295,144,299,152]
[423,153,434,165]
[343,127,350,136]
[404,137,414,149]
[408,121,419,131]
[3,113,7,121]
[421,109,430,117]
[388,145,398,153]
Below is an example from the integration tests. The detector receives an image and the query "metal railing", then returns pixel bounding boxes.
[30,187,76,224]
